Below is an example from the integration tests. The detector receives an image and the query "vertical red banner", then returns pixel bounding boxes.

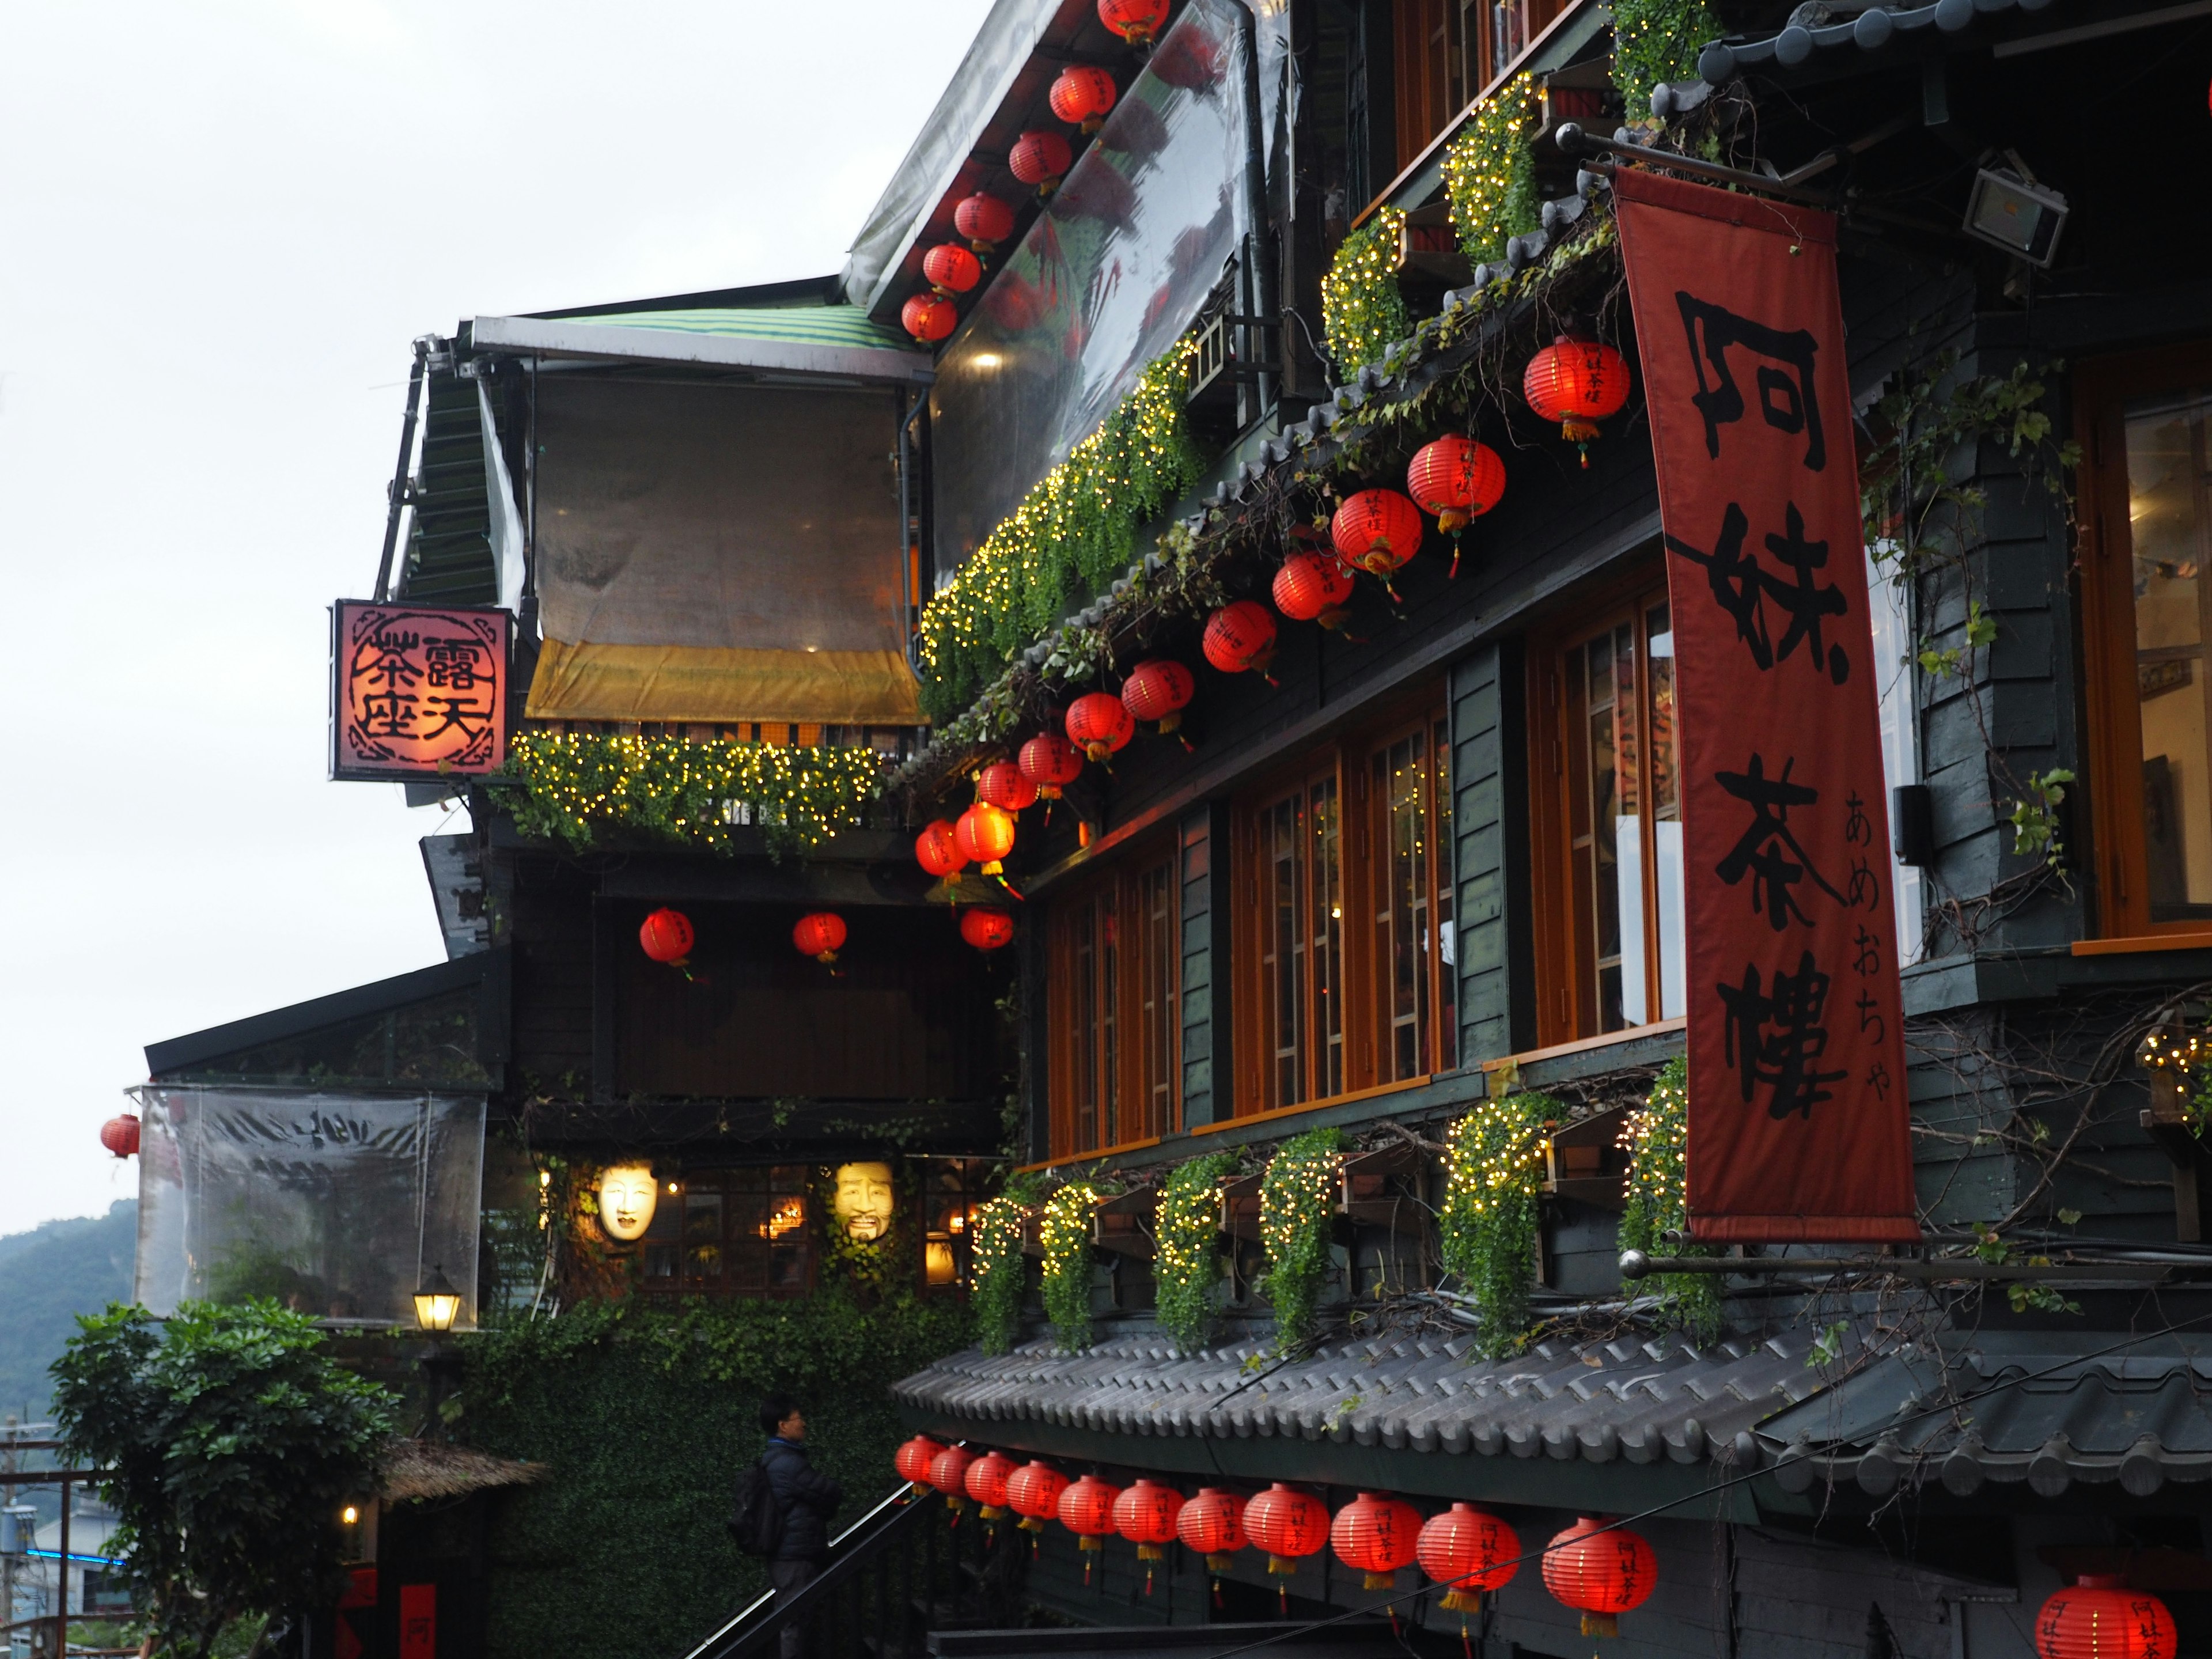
[399,1582,437,1659]
[1613,169,1918,1243]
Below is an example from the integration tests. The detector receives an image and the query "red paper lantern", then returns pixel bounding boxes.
[902,293,957,344]
[960,907,1016,950]
[1019,732,1085,799]
[1066,691,1134,762]
[1099,0,1170,44]
[964,1449,1018,1519]
[1203,600,1277,679]
[1331,488,1425,588]
[1050,65,1118,132]
[928,1444,976,1503]
[1009,130,1074,195]
[2037,1578,2178,1659]
[1331,1493,1423,1591]
[922,243,982,296]
[639,907,695,966]
[916,819,968,880]
[1120,659,1194,734]
[953,192,1017,252]
[1418,1502,1520,1613]
[1115,1479,1184,1595]
[1177,1487,1248,1570]
[1007,1460,1070,1535]
[1524,336,1633,466]
[1273,551,1356,628]
[1406,434,1507,534]
[895,1434,945,1494]
[976,759,1040,812]
[1543,1516,1657,1638]
[100,1113,140,1160]
[1242,1483,1329,1578]
[955,801,1017,875]
[1059,1473,1123,1582]
[793,911,847,966]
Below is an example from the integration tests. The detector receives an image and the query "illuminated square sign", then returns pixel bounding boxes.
[330,600,511,781]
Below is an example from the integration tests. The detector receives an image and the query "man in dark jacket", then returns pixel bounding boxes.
[759,1393,842,1659]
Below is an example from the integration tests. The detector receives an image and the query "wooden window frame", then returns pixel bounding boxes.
[1045,837,1180,1158]
[639,1166,815,1299]
[2077,341,2212,941]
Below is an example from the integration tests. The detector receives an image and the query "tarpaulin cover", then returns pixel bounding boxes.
[525,639,923,725]
[927,0,1257,566]
[529,376,921,724]
[1615,169,1916,1242]
[133,1087,487,1326]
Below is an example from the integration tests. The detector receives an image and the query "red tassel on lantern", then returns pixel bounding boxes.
[1272,551,1357,629]
[1099,0,1170,44]
[1331,488,1425,599]
[1523,336,1632,467]
[1019,732,1085,800]
[1058,1474,1123,1584]
[1113,1479,1184,1596]
[1009,130,1074,196]
[2037,1577,2178,1659]
[976,759,1040,813]
[902,293,956,344]
[1406,435,1506,577]
[1120,659,1195,740]
[960,907,1016,950]
[1203,600,1278,683]
[964,1449,1018,1521]
[1542,1516,1657,1638]
[953,192,1016,253]
[1006,1461,1070,1547]
[915,820,967,882]
[1050,65,1118,132]
[1243,1484,1328,1610]
[639,907,695,968]
[101,1114,140,1159]
[1066,691,1134,763]
[1331,1493,1422,1592]
[922,243,982,297]
[792,911,847,967]
[895,1434,945,1496]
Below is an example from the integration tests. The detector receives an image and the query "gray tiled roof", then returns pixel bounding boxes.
[1696,0,2059,85]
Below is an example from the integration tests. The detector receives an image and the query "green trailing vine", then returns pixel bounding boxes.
[1440,71,1540,266]
[1039,1181,1105,1351]
[1259,1127,1343,1350]
[1616,1058,1722,1344]
[1321,207,1412,381]
[1153,1151,1237,1354]
[916,338,1204,721]
[970,1173,1042,1356]
[1610,0,1719,113]
[1439,1090,1554,1359]
[493,732,882,859]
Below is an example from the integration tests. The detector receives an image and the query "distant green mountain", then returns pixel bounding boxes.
[0,1202,136,1423]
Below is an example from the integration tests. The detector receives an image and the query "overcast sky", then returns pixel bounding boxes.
[0,0,994,1233]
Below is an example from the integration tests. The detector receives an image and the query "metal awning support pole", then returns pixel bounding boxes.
[373,339,431,602]
[53,1474,67,1659]
[1237,0,1276,418]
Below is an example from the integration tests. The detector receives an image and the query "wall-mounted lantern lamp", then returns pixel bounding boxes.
[412,1266,461,1334]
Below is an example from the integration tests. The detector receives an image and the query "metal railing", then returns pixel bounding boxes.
[0,1440,119,1659]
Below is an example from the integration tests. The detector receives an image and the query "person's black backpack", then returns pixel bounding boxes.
[729,1457,786,1558]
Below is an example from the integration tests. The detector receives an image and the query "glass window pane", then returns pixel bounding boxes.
[683,1191,722,1283]
[1312,778,1343,1097]
[1433,718,1457,1070]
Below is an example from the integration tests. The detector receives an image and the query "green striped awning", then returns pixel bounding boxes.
[560,305,913,353]
[469,304,933,383]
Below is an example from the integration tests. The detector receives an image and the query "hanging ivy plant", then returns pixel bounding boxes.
[1617,1058,1724,1343]
[1039,1182,1104,1352]
[1610,0,1720,115]
[970,1175,1041,1357]
[1440,72,1541,266]
[1153,1151,1237,1355]
[1321,207,1413,382]
[493,732,881,860]
[1439,1090,1555,1359]
[1259,1128,1343,1351]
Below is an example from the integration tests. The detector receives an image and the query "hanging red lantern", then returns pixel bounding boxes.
[902,293,957,344]
[1418,1502,1520,1613]
[100,1113,141,1160]
[1523,336,1633,467]
[1407,435,1506,577]
[1058,1474,1123,1584]
[1272,551,1356,629]
[1203,600,1278,681]
[1007,1460,1070,1536]
[1065,691,1134,762]
[976,760,1039,813]
[1543,1516,1657,1638]
[922,243,982,296]
[1331,1493,1423,1592]
[2037,1578,2178,1659]
[1120,659,1194,736]
[1009,130,1074,196]
[1178,1486,1247,1569]
[1331,488,1425,599]
[1114,1480,1184,1595]
[793,911,847,967]
[1099,0,1170,44]
[895,1434,945,1495]
[1050,65,1118,132]
[955,801,1017,876]
[916,819,968,880]
[927,1444,976,1501]
[953,192,1017,253]
[1019,732,1085,799]
[960,907,1016,951]
[963,1449,1018,1520]
[639,907,695,967]
[1243,1484,1329,1581]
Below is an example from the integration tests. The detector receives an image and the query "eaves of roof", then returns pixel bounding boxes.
[1695,0,2063,86]
[466,309,935,385]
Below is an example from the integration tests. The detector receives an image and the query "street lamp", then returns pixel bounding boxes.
[412,1266,460,1334]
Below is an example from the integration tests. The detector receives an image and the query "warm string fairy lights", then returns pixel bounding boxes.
[1609,0,1719,112]
[1039,1182,1102,1352]
[2139,1027,2212,1135]
[495,732,882,858]
[970,1191,1034,1357]
[1258,1128,1343,1350]
[1438,1089,1553,1359]
[1320,206,1412,381]
[1154,1151,1237,1355]
[918,336,1204,720]
[1615,1057,1721,1341]
[1440,71,1540,266]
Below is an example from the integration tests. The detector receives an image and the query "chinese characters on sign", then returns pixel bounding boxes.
[1614,170,1918,1243]
[330,601,510,782]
